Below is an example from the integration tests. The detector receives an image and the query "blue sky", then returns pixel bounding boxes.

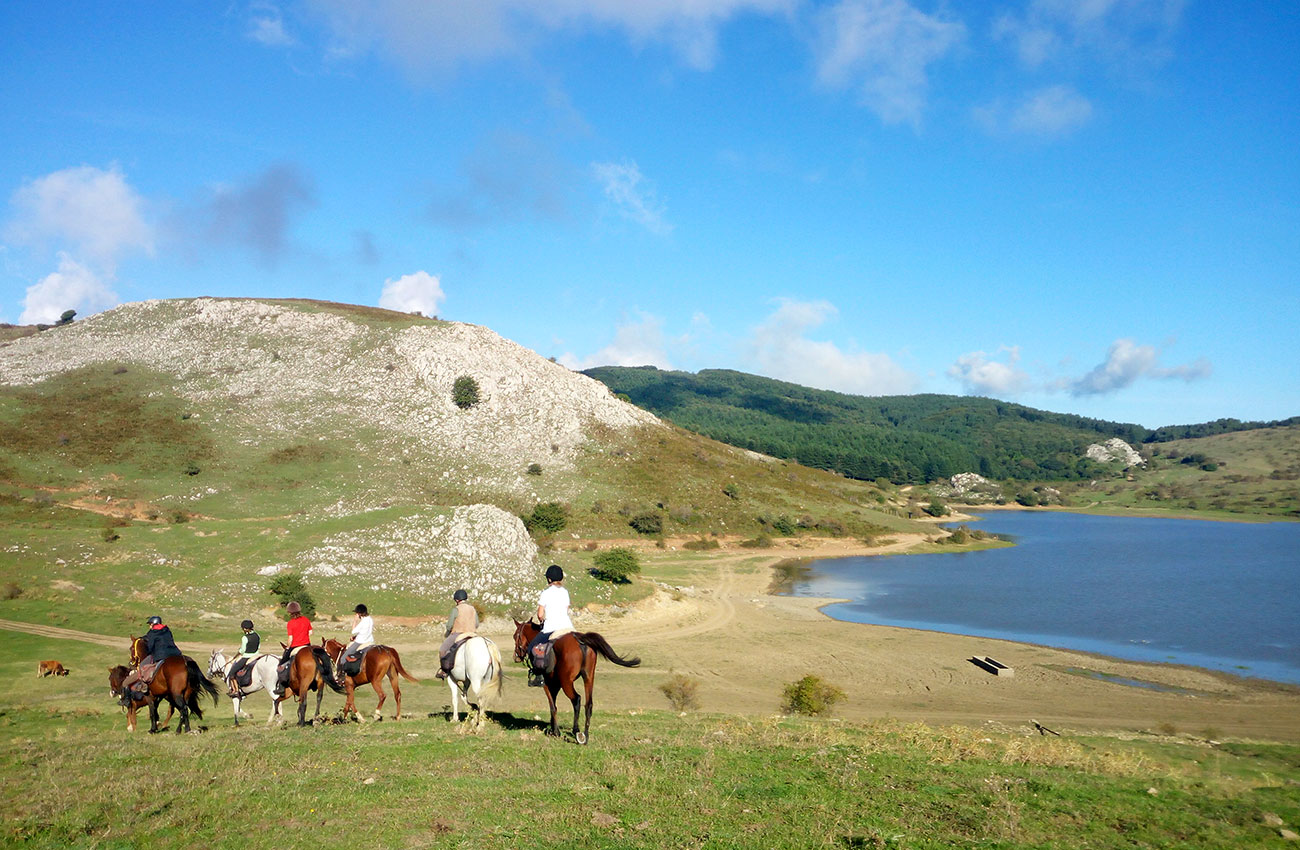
[2,1,1296,428]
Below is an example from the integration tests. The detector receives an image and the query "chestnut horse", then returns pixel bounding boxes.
[126,637,219,733]
[512,621,640,744]
[277,641,345,726]
[108,664,175,732]
[322,638,418,721]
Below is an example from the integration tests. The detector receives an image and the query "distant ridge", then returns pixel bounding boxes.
[583,366,1298,484]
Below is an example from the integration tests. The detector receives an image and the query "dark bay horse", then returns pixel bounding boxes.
[512,621,640,744]
[322,638,418,721]
[126,637,219,733]
[279,641,345,726]
[108,664,175,732]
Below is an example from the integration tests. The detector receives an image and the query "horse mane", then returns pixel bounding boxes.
[310,646,347,693]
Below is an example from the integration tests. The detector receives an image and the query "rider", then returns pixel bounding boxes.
[435,589,478,680]
[277,600,313,689]
[527,565,573,686]
[227,619,260,697]
[120,615,181,704]
[335,603,374,685]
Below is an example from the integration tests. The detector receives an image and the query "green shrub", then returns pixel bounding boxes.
[659,674,701,712]
[523,502,568,535]
[781,674,845,716]
[592,547,640,583]
[722,482,739,500]
[1015,492,1039,507]
[452,375,480,409]
[770,515,795,536]
[739,534,773,548]
[526,463,543,476]
[268,572,317,620]
[923,500,948,517]
[629,512,662,535]
[683,537,720,550]
[1,582,21,600]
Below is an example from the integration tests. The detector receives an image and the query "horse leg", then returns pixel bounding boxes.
[126,704,137,733]
[582,659,596,745]
[563,679,582,742]
[344,678,359,721]
[296,683,308,726]
[231,693,241,727]
[543,680,560,737]
[313,679,325,723]
[371,673,387,722]
[147,697,161,734]
[176,694,190,734]
[388,666,401,721]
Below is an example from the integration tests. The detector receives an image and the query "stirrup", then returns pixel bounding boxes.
[435,669,447,679]
[527,670,545,688]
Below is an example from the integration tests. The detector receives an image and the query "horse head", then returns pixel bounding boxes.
[128,636,145,667]
[511,620,539,662]
[208,649,227,676]
[322,638,343,661]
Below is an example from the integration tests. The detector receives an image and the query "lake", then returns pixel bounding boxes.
[788,511,1300,683]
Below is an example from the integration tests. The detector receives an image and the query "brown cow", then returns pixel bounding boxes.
[37,660,69,677]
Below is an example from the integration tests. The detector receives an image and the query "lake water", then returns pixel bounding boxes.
[789,511,1300,683]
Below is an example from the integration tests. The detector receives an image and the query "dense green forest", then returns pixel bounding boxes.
[584,366,1295,484]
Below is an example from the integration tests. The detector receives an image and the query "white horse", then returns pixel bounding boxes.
[208,649,284,726]
[447,636,503,730]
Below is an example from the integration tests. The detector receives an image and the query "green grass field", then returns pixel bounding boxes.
[3,626,1298,850]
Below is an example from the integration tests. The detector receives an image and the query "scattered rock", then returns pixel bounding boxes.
[1281,828,1298,841]
[1263,813,1285,827]
[1085,438,1145,468]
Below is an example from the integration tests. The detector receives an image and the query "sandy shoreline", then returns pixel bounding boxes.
[477,536,1300,742]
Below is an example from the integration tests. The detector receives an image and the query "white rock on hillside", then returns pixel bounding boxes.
[0,298,660,478]
[295,504,539,607]
[948,472,990,495]
[1085,438,1145,468]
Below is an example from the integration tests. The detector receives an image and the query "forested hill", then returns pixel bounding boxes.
[582,366,1294,484]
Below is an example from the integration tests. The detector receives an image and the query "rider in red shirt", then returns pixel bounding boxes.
[276,601,313,689]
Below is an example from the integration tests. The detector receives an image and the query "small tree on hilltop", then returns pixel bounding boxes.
[523,502,568,536]
[593,547,640,583]
[268,572,317,620]
[452,375,480,409]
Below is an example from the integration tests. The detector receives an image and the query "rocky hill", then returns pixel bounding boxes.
[0,299,906,621]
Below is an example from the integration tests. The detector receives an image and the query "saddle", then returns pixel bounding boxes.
[440,635,476,670]
[232,655,267,688]
[341,645,379,678]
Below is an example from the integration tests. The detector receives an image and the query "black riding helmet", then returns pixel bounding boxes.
[545,564,564,583]
[240,619,254,631]
[354,604,369,615]
[146,615,162,626]
[453,589,468,602]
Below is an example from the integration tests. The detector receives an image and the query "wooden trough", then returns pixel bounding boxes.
[969,656,1014,677]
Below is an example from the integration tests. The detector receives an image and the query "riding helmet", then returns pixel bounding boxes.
[240,619,254,630]
[453,589,468,602]
[354,603,369,615]
[285,600,301,615]
[146,615,162,626]
[545,564,564,583]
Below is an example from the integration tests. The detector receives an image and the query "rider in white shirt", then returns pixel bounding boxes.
[336,603,375,684]
[527,565,571,685]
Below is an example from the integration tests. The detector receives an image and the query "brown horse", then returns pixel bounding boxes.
[277,641,345,726]
[512,620,640,744]
[323,638,419,721]
[126,637,219,733]
[108,664,175,732]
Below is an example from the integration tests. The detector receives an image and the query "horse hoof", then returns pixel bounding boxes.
[576,731,587,745]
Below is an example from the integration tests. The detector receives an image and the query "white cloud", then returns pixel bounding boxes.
[948,346,1031,396]
[1066,338,1211,396]
[975,85,1094,137]
[304,0,794,79]
[742,299,916,395]
[811,0,965,127]
[248,4,296,47]
[19,252,118,324]
[994,0,1185,73]
[592,161,671,234]
[5,164,153,268]
[561,312,673,370]
[378,270,445,317]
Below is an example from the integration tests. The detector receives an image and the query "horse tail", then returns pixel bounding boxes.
[312,647,347,693]
[389,648,420,683]
[484,639,504,702]
[185,656,220,716]
[577,632,641,668]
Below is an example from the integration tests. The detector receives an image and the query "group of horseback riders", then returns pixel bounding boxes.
[119,564,575,703]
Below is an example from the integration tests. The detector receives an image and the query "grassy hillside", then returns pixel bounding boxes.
[0,299,934,636]
[584,366,1299,492]
[3,641,1298,850]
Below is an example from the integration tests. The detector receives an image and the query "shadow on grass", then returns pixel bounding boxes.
[424,709,550,732]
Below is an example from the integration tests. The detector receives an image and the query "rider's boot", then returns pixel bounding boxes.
[527,668,545,687]
[435,668,448,679]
